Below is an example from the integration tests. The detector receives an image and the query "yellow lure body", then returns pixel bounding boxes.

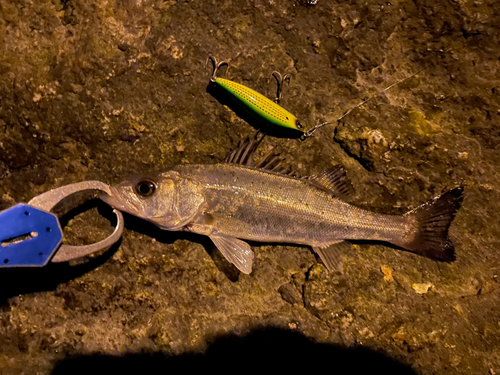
[213,77,304,136]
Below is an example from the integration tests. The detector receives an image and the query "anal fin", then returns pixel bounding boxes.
[209,234,254,274]
[312,241,351,274]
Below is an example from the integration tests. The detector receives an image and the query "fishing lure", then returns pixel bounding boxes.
[207,57,314,138]
[207,56,423,139]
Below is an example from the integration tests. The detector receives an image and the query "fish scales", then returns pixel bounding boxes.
[173,163,410,247]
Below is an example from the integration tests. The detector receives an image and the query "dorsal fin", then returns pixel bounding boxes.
[307,165,355,200]
[255,148,297,175]
[224,134,299,177]
[255,149,281,171]
[224,133,265,166]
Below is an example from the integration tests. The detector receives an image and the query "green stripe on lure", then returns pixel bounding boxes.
[207,56,316,139]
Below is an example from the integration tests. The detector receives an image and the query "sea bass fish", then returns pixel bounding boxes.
[101,136,463,274]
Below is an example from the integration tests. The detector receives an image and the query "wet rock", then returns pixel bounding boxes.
[0,0,499,374]
[278,283,302,305]
[334,121,389,171]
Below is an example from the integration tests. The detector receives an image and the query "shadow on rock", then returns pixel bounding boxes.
[51,328,417,375]
[0,242,121,306]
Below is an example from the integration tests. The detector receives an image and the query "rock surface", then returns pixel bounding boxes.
[1,0,499,374]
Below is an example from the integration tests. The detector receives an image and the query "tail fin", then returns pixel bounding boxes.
[400,187,464,262]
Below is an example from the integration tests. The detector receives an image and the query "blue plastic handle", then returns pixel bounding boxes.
[0,204,63,267]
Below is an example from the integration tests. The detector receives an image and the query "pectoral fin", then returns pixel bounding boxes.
[313,241,351,274]
[209,235,254,274]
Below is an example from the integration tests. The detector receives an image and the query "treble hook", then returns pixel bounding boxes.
[271,71,291,104]
[207,56,229,82]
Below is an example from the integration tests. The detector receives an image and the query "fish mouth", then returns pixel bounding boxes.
[99,189,121,209]
[99,187,140,214]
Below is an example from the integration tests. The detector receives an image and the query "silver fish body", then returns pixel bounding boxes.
[101,138,463,274]
[172,163,411,248]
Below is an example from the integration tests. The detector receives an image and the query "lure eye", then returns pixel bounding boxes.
[295,120,304,129]
[135,179,157,197]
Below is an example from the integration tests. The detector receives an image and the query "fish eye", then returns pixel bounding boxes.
[135,179,157,197]
[295,120,303,129]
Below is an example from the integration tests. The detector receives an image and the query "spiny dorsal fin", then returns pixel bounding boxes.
[255,149,282,171]
[224,133,306,179]
[255,149,298,176]
[225,133,296,176]
[307,165,355,200]
[224,132,265,166]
